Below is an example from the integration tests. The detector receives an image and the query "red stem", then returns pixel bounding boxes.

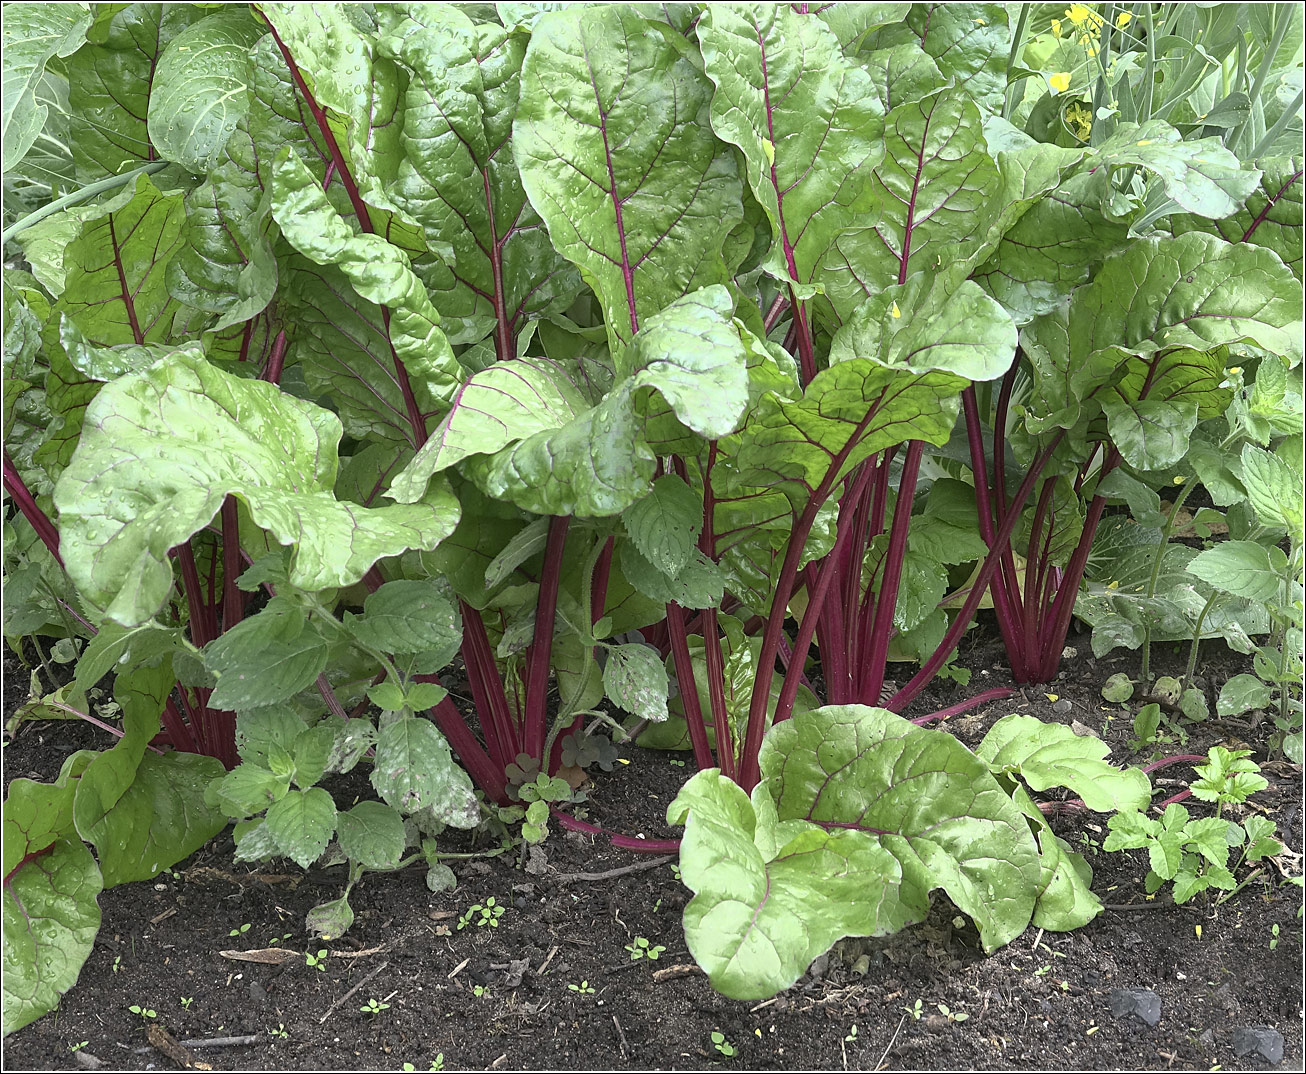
[665,602,715,771]
[551,808,680,854]
[910,687,1015,725]
[523,516,570,761]
[3,452,63,567]
[261,329,287,385]
[220,497,244,631]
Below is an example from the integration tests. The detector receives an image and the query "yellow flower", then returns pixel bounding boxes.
[1049,72,1072,93]
[1116,11,1133,28]
[1051,17,1062,36]
[1066,3,1104,28]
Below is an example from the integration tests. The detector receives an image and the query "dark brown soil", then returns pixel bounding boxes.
[2,623,1302,1071]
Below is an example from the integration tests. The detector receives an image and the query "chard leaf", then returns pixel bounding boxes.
[388,357,591,504]
[465,383,655,517]
[1006,784,1102,931]
[371,718,479,827]
[603,642,669,723]
[55,348,459,626]
[65,5,206,180]
[905,4,1010,114]
[514,5,741,351]
[696,4,884,291]
[1094,121,1260,220]
[381,8,582,347]
[820,90,1000,319]
[721,360,965,512]
[828,277,1016,382]
[621,475,702,577]
[671,705,1040,999]
[1070,233,1303,369]
[1239,443,1304,541]
[977,715,1151,813]
[862,43,947,114]
[1187,541,1290,603]
[626,286,750,443]
[1,4,91,169]
[148,9,266,172]
[270,150,461,417]
[335,801,406,870]
[264,787,336,869]
[817,5,913,55]
[1171,156,1302,283]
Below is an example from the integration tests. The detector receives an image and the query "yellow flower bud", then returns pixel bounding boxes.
[1049,72,1072,93]
[1116,11,1133,28]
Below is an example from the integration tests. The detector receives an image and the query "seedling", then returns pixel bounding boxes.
[271,1024,289,1040]
[228,923,252,937]
[568,980,596,994]
[268,932,294,946]
[711,1030,737,1057]
[180,996,194,1010]
[936,1003,969,1023]
[128,1005,157,1020]
[472,984,490,998]
[625,937,666,961]
[457,897,506,930]
[360,998,390,1015]
[69,1042,89,1053]
[111,956,122,974]
[903,998,924,1021]
[306,949,329,972]
[844,1025,858,1043]
[1270,924,1281,950]
[402,1059,444,1072]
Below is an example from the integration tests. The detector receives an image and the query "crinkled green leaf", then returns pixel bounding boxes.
[514,5,741,351]
[270,150,461,417]
[54,348,459,625]
[215,763,291,819]
[371,717,479,827]
[618,542,723,611]
[235,706,309,767]
[1095,121,1261,220]
[335,801,406,870]
[264,787,336,869]
[874,4,1010,115]
[977,714,1151,813]
[148,9,266,172]
[696,4,884,293]
[1240,443,1304,541]
[344,579,461,660]
[388,357,591,504]
[1,4,91,169]
[1217,673,1274,716]
[1007,785,1101,931]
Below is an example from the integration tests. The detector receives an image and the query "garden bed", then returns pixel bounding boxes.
[4,629,1300,1072]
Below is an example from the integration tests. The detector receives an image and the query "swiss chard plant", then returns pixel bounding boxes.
[2,0,1301,1029]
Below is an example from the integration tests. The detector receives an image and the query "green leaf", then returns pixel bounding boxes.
[618,542,724,611]
[235,706,309,767]
[696,4,883,292]
[1,5,92,169]
[292,725,336,790]
[1,836,101,1036]
[1094,121,1261,220]
[1183,817,1233,867]
[976,715,1152,813]
[1242,815,1283,862]
[345,579,461,660]
[603,643,669,724]
[388,358,591,504]
[148,9,266,172]
[1006,785,1101,931]
[203,601,328,712]
[306,894,354,940]
[1187,541,1289,603]
[1217,673,1273,716]
[371,717,478,827]
[514,5,741,352]
[1239,443,1304,541]
[335,801,406,870]
[264,787,337,869]
[214,763,291,819]
[270,150,462,415]
[621,475,702,577]
[54,347,459,626]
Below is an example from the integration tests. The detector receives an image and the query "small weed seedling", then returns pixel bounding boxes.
[711,1030,737,1057]
[306,949,329,972]
[111,956,121,973]
[903,998,924,1021]
[360,998,390,1015]
[1270,924,1281,950]
[268,932,294,946]
[402,1058,445,1072]
[270,1024,289,1040]
[844,1025,858,1043]
[69,1042,89,1053]
[180,996,194,1010]
[457,897,506,930]
[625,937,666,961]
[936,1003,969,1023]
[472,984,490,998]
[128,1005,157,1021]
[228,923,251,938]
[568,980,596,994]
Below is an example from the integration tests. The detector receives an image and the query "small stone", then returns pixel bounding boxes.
[1052,698,1073,714]
[1109,987,1161,1026]
[1061,647,1077,660]
[808,953,829,979]
[1231,1026,1284,1064]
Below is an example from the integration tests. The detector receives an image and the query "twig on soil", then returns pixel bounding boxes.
[1102,896,1191,911]
[537,945,560,977]
[145,1025,210,1070]
[178,1036,260,1048]
[317,960,389,1025]
[219,948,300,964]
[447,956,471,980]
[875,1013,907,1071]
[149,907,177,925]
[550,854,676,883]
[613,1014,631,1060]
[651,963,702,982]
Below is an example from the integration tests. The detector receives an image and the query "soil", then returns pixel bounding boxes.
[2,622,1302,1072]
